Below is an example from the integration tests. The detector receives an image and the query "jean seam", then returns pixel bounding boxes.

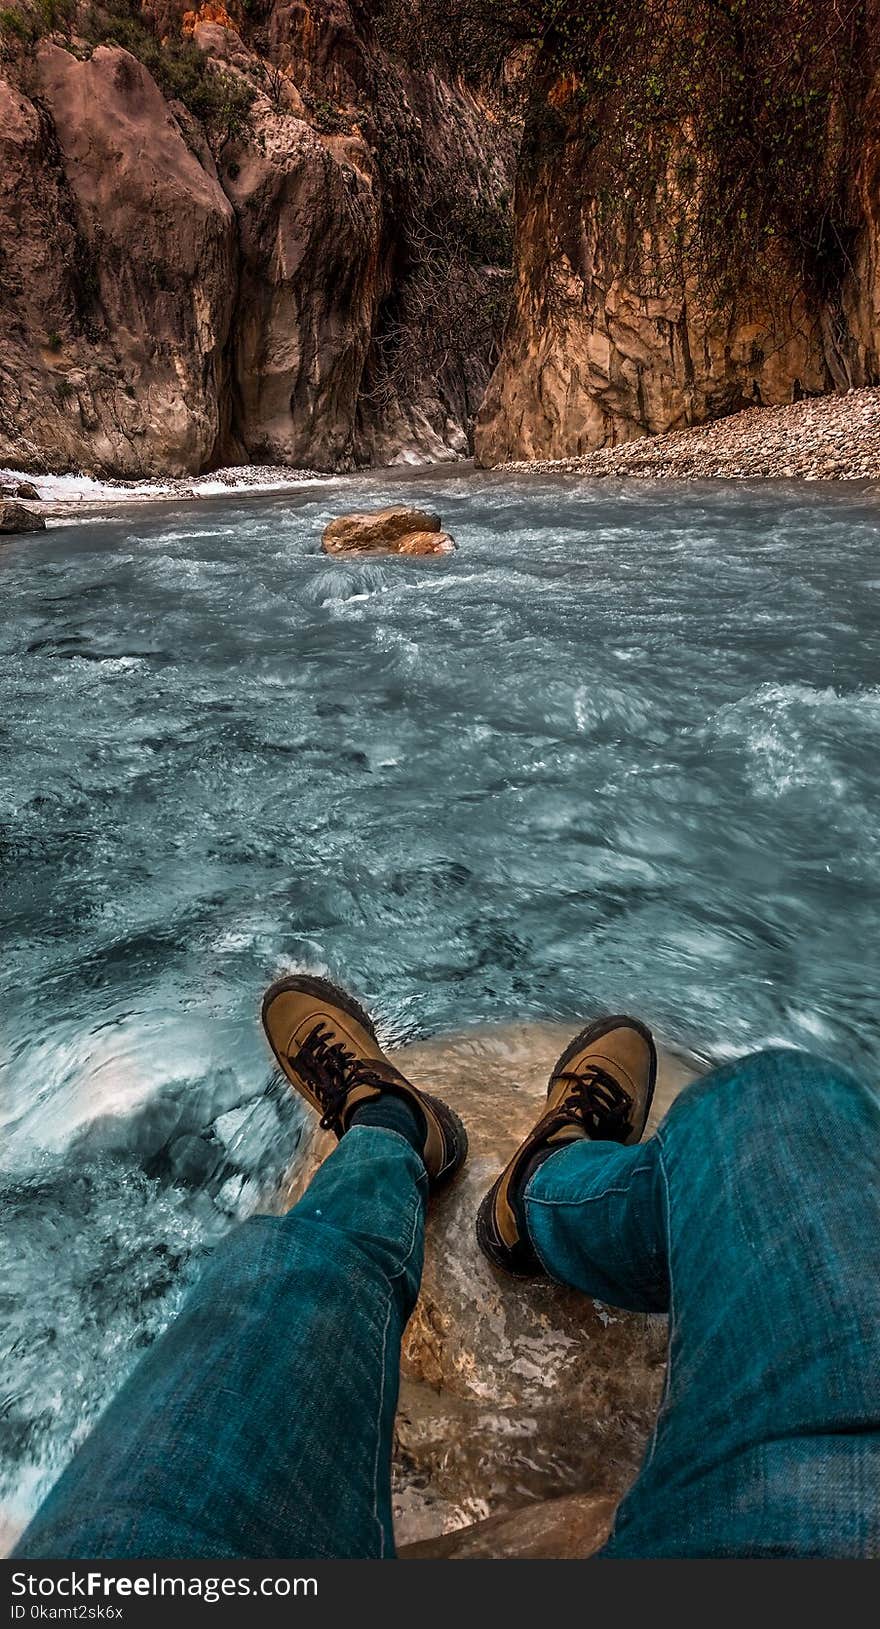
[372,1166,426,1556]
[388,1170,428,1283]
[642,1131,675,1472]
[372,1294,393,1558]
[526,1171,655,1210]
[524,1157,659,1283]
[602,1137,674,1552]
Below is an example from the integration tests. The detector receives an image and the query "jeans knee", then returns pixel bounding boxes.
[734,1046,832,1088]
[727,1047,869,1102]
[666,1046,877,1144]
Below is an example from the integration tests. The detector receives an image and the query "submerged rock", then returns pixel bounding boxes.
[395,530,457,556]
[321,506,457,556]
[284,1019,702,1557]
[0,500,45,534]
[400,1490,619,1561]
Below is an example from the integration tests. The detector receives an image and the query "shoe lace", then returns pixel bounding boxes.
[294,1021,390,1132]
[553,1065,634,1139]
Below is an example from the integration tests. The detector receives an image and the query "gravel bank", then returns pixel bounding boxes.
[503,386,880,481]
[0,463,330,522]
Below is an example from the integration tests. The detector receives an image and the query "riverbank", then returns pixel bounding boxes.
[6,386,879,529]
[503,386,880,482]
[0,459,478,528]
[0,463,330,523]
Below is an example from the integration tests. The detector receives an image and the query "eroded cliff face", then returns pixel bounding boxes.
[475,155,832,466]
[0,2,514,476]
[6,4,880,478]
[842,60,880,385]
[475,17,880,467]
[225,108,382,469]
[0,43,237,475]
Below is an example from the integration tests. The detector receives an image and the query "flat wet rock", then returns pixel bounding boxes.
[400,1489,619,1560]
[286,1020,702,1556]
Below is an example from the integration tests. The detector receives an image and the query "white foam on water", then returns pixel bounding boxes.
[1,463,333,516]
[708,681,880,799]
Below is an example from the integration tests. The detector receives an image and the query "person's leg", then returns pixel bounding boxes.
[15,1125,427,1559]
[16,974,468,1560]
[524,1136,668,1313]
[525,1048,880,1558]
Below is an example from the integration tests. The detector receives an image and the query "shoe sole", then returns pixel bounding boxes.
[475,1184,544,1277]
[421,1092,469,1190]
[262,974,468,1187]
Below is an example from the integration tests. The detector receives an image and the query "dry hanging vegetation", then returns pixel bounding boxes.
[372,0,871,317]
[347,2,519,428]
[529,1,869,318]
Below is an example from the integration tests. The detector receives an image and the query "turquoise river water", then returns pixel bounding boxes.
[1,469,878,1539]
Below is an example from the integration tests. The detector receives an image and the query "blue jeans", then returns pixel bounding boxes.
[15,1050,880,1559]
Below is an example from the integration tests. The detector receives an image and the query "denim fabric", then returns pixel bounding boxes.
[16,1049,880,1560]
[526,1049,880,1558]
[16,1127,427,1559]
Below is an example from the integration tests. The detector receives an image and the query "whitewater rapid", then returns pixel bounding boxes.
[1,469,878,1544]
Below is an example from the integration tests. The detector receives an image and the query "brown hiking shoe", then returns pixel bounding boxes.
[261,974,467,1190]
[476,1015,657,1275]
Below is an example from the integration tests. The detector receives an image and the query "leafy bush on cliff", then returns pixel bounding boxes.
[0,0,75,47]
[0,0,255,152]
[82,2,255,148]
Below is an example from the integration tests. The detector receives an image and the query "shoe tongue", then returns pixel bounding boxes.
[340,1080,375,1115]
[549,1057,629,1109]
[341,1061,407,1110]
[338,1067,424,1141]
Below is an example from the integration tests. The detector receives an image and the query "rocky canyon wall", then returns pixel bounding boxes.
[4,1,880,478]
[0,1,514,476]
[475,1,880,466]
[0,43,237,477]
[474,160,833,466]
